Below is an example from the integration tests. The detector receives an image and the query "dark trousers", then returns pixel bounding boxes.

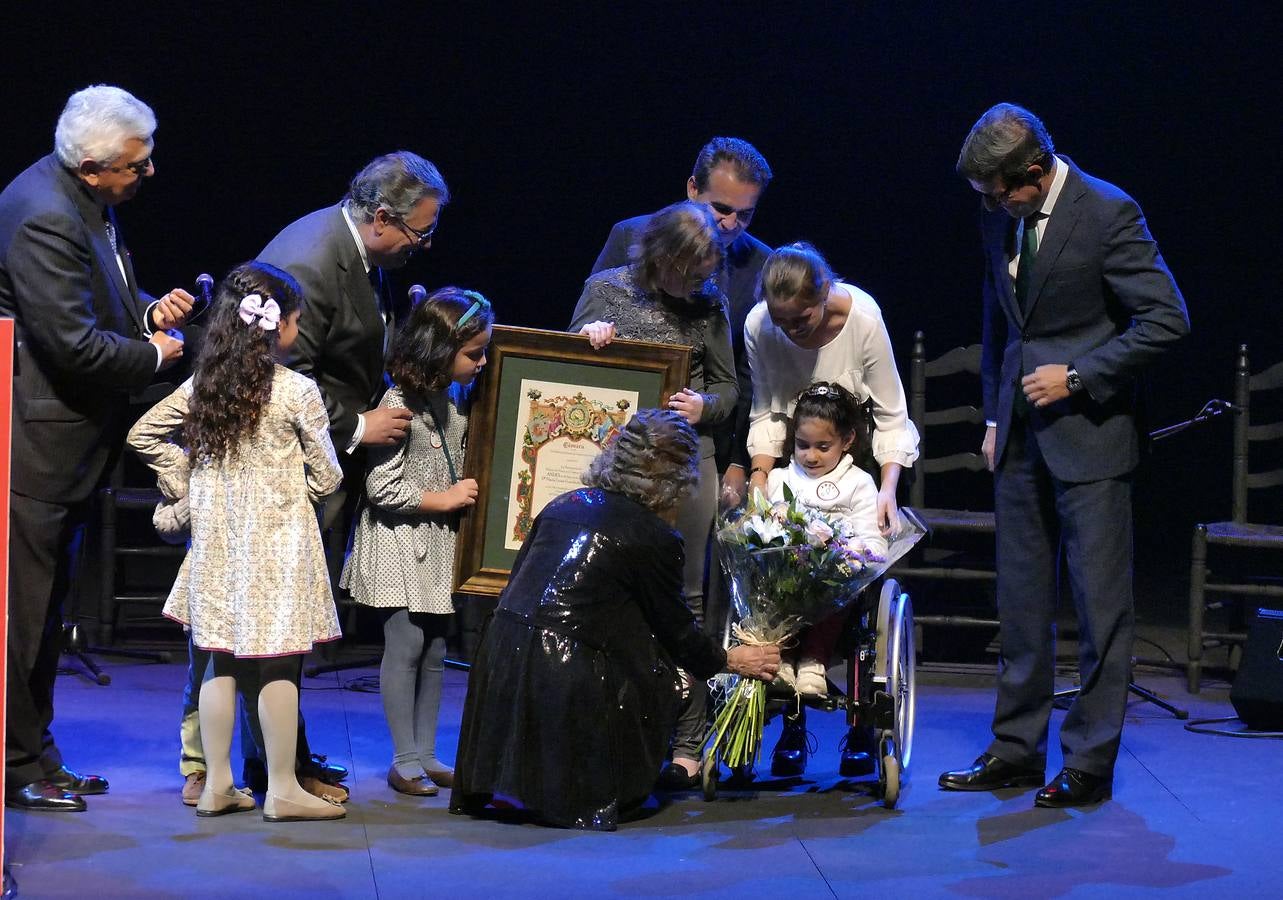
[988,415,1134,778]
[5,491,85,788]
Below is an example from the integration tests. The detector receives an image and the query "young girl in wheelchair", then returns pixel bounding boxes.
[765,381,887,775]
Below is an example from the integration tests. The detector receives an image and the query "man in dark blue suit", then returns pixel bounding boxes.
[0,85,192,812]
[938,104,1189,807]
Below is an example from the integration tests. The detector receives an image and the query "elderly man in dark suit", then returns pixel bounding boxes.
[217,151,447,800]
[0,85,192,812]
[938,104,1190,807]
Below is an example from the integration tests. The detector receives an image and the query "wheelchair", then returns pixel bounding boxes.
[700,571,917,809]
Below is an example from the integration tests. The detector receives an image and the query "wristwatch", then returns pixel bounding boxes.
[1065,365,1084,395]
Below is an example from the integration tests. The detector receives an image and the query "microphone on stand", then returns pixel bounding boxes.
[408,284,427,306]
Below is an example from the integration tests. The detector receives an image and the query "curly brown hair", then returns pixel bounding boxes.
[582,409,699,513]
[387,287,494,401]
[185,261,303,462]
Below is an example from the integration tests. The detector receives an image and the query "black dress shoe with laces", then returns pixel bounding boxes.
[838,725,876,778]
[938,753,1044,792]
[45,766,109,795]
[5,780,87,812]
[1034,767,1111,808]
[770,713,811,777]
[306,754,349,785]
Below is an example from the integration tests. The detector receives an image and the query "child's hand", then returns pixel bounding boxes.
[578,321,615,349]
[441,478,479,511]
[668,388,704,425]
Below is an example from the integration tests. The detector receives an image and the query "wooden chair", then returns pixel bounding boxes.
[891,331,998,634]
[1187,344,1283,692]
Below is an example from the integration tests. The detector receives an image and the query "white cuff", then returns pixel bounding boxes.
[153,342,163,372]
[347,413,366,454]
[143,300,159,337]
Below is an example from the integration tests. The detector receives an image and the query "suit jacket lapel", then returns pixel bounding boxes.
[97,208,145,332]
[985,212,1024,326]
[1022,166,1086,322]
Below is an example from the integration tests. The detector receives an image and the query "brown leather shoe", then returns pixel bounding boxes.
[300,775,349,804]
[182,772,206,807]
[387,766,439,797]
[426,768,454,789]
[938,754,1044,792]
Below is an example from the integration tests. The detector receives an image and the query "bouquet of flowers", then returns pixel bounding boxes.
[704,488,924,769]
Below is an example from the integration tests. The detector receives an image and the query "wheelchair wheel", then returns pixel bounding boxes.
[701,750,720,801]
[879,578,917,771]
[877,734,898,811]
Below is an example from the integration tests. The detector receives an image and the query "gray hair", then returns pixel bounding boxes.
[582,409,699,514]
[956,103,1055,185]
[54,85,156,167]
[344,151,450,224]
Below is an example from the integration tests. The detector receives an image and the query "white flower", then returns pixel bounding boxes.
[804,517,834,547]
[746,514,787,545]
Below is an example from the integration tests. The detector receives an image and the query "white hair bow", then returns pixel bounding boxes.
[238,293,280,330]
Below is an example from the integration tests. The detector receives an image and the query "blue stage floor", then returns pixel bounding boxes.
[4,656,1276,899]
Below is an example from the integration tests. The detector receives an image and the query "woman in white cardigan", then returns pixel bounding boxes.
[744,242,919,534]
[743,242,919,779]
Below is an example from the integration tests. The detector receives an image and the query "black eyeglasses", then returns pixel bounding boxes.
[708,200,755,223]
[394,217,437,247]
[107,157,151,177]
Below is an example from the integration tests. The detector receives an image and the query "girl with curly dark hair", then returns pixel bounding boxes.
[341,286,494,797]
[128,260,345,822]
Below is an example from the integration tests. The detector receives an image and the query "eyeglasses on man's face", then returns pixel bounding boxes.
[394,217,437,247]
[105,156,152,178]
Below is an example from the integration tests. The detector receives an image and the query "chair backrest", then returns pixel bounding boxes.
[908,331,989,509]
[1235,344,1283,523]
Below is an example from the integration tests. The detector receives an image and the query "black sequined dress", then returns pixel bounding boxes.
[450,488,727,830]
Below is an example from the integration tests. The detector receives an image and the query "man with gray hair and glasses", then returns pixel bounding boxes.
[0,85,195,812]
[173,152,450,806]
[937,103,1188,808]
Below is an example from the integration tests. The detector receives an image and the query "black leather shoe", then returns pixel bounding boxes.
[838,726,876,778]
[5,780,87,812]
[1034,767,1111,808]
[45,766,109,795]
[938,754,1044,792]
[770,714,812,777]
[656,762,700,791]
[306,754,349,785]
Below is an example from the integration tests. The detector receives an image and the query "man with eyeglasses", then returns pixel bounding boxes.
[0,85,195,813]
[938,103,1189,808]
[591,137,772,508]
[171,152,450,808]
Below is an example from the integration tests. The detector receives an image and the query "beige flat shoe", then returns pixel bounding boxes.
[425,768,454,789]
[387,766,439,796]
[182,772,207,807]
[300,775,349,804]
[195,786,256,817]
[263,792,346,822]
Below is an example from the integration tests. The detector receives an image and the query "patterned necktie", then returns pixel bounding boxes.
[1014,214,1039,312]
[104,211,119,258]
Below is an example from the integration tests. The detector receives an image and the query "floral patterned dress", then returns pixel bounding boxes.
[126,366,343,657]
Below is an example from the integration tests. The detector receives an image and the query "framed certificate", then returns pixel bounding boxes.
[454,325,690,595]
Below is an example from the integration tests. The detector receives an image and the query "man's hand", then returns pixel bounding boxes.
[1022,364,1070,408]
[360,407,413,446]
[150,330,184,370]
[668,388,704,425]
[981,424,997,472]
[578,321,616,349]
[719,465,747,510]
[152,289,196,330]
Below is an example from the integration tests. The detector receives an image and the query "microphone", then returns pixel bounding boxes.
[193,273,214,320]
[408,284,427,306]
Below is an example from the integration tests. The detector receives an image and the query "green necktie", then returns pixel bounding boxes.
[1014,214,1039,312]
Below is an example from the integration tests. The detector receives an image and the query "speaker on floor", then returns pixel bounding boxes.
[1230,607,1283,730]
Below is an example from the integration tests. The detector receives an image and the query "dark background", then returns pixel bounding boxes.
[5,3,1279,633]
